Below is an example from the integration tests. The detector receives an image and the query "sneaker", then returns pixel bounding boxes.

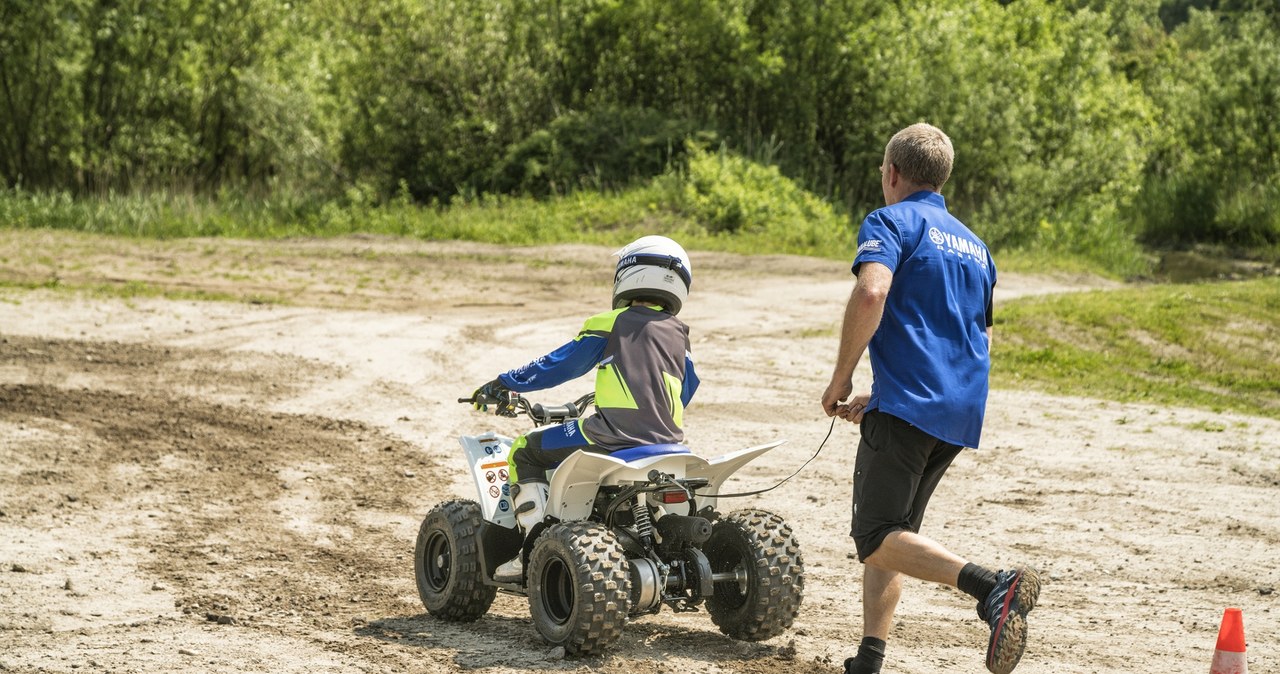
[978,567,1041,674]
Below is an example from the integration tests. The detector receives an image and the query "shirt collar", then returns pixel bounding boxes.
[903,190,946,209]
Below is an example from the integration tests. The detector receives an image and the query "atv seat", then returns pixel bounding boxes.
[610,444,692,462]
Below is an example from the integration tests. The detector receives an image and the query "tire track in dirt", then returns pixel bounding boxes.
[0,336,453,672]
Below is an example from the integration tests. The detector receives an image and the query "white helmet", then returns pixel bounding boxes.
[612,235,693,315]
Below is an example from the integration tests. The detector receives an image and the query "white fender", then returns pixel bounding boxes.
[683,440,787,511]
[546,440,787,521]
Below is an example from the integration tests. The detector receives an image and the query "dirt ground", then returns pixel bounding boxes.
[0,230,1276,674]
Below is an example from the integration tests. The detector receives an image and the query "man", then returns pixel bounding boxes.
[820,123,1041,674]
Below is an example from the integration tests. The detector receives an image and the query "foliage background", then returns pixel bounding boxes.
[2,0,1279,272]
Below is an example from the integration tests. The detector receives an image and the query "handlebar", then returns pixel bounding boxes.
[458,391,596,426]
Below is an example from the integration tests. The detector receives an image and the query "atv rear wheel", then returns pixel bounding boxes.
[527,522,631,654]
[703,509,804,641]
[414,499,496,621]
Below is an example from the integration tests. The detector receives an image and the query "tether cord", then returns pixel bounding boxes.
[711,415,840,499]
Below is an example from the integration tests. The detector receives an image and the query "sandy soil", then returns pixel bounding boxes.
[0,230,1275,674]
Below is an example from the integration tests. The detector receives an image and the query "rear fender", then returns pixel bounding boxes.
[548,451,692,521]
[546,440,786,520]
[684,440,786,512]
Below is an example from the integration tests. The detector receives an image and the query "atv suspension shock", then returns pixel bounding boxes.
[631,496,654,547]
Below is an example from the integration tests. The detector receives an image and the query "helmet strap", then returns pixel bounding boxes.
[615,253,692,288]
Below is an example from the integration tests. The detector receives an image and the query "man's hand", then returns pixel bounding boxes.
[472,379,516,417]
[839,393,872,423]
[822,378,853,418]
[823,378,872,424]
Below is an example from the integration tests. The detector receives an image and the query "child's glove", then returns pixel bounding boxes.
[472,379,516,417]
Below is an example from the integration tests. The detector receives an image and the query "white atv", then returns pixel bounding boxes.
[414,391,805,655]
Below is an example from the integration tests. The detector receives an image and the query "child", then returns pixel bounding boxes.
[471,235,699,581]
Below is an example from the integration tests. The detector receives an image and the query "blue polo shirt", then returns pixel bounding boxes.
[852,191,996,448]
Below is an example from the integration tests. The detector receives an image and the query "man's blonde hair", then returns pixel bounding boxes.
[886,123,954,189]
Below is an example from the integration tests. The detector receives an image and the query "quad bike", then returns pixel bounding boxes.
[414,390,804,655]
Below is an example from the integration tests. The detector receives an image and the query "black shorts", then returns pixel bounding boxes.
[851,410,964,561]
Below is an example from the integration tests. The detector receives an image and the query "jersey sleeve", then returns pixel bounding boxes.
[681,352,700,407]
[497,313,613,392]
[852,208,905,276]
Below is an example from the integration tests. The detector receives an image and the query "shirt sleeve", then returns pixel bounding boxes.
[681,352,699,407]
[852,208,905,276]
[986,256,998,328]
[498,333,607,392]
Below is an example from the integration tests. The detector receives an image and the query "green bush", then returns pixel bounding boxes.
[1130,9,1280,248]
[0,0,331,194]
[5,0,1280,269]
[837,0,1153,274]
[488,107,717,197]
[662,145,850,253]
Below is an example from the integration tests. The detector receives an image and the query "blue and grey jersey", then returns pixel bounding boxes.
[498,305,699,451]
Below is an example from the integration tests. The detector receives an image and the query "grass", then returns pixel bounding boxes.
[0,277,267,304]
[991,247,1136,278]
[0,183,1137,279]
[0,178,854,260]
[994,277,1280,419]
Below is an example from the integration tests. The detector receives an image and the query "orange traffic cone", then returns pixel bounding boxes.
[1210,607,1247,674]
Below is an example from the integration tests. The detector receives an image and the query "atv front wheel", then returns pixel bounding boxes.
[703,509,804,641]
[414,499,496,621]
[527,522,631,654]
